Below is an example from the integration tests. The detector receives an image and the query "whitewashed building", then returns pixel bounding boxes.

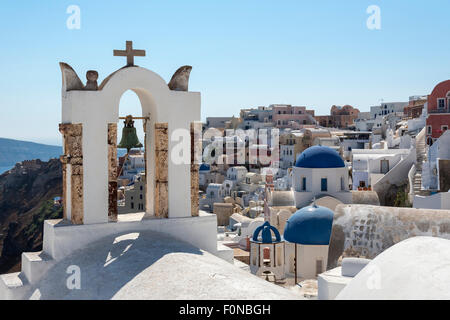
[226,166,248,183]
[415,131,450,209]
[200,183,225,211]
[421,130,450,191]
[292,146,351,208]
[120,152,145,182]
[352,148,412,190]
[280,144,295,169]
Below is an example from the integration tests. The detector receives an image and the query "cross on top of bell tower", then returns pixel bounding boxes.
[113,41,146,67]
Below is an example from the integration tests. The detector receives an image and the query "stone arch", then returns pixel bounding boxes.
[95,68,170,219]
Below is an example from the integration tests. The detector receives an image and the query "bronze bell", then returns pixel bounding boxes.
[117,115,143,152]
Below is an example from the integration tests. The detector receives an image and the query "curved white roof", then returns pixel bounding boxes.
[25,230,301,300]
[336,236,450,300]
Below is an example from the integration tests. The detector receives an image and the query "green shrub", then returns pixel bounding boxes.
[25,200,63,238]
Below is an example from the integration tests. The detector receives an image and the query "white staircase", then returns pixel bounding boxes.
[413,128,431,197]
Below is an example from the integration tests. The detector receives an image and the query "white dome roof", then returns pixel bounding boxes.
[25,230,301,300]
[336,236,450,300]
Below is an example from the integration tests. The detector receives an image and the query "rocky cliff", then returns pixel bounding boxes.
[0,159,62,273]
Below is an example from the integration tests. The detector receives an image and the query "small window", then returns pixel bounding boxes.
[302,177,306,191]
[131,202,134,209]
[380,159,389,174]
[427,125,432,135]
[438,98,445,109]
[442,125,448,132]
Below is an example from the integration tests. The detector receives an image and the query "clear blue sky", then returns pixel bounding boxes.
[0,0,449,145]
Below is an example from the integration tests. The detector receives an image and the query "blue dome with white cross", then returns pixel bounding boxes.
[283,204,334,245]
[295,145,345,168]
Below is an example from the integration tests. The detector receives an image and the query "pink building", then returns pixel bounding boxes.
[272,104,315,128]
[426,80,450,145]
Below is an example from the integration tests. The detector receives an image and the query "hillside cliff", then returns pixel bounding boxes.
[0,159,62,273]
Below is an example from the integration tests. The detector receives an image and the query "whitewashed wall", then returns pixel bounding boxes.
[414,192,450,210]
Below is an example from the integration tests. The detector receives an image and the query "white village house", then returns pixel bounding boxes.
[351,148,412,190]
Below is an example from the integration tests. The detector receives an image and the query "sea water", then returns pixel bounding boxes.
[0,166,13,174]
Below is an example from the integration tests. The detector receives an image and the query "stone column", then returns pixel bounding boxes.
[59,123,84,225]
[154,123,169,218]
[60,155,68,221]
[190,122,202,217]
[108,123,118,222]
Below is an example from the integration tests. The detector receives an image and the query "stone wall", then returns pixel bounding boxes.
[107,123,118,222]
[213,202,234,226]
[154,123,168,218]
[328,204,450,269]
[351,191,380,206]
[190,122,202,217]
[59,123,83,225]
[439,159,450,192]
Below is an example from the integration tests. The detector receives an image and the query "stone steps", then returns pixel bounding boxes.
[21,251,54,285]
[0,251,55,299]
[0,272,29,300]
[412,164,431,196]
[412,171,431,196]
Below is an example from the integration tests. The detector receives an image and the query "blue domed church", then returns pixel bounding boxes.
[249,222,286,281]
[283,203,334,281]
[292,145,351,208]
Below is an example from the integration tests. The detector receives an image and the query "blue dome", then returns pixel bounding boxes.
[295,145,345,168]
[199,163,210,171]
[252,221,281,243]
[283,204,334,245]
